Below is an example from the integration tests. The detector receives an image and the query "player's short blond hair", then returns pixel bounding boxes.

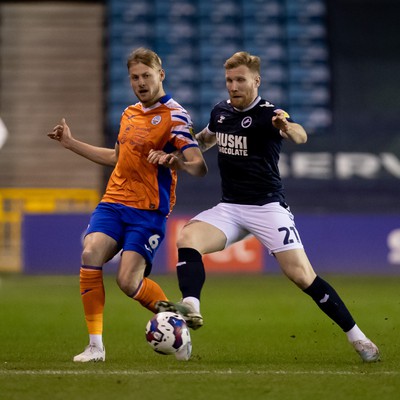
[127,47,162,71]
[224,51,261,74]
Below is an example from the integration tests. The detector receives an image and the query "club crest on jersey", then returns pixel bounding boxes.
[241,116,252,128]
[151,115,162,125]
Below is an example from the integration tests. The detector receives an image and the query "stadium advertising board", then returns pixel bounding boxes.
[164,217,264,273]
[22,213,400,275]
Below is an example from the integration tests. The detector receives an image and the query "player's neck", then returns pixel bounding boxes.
[232,95,261,112]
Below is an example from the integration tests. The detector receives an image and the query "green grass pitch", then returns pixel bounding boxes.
[0,273,399,400]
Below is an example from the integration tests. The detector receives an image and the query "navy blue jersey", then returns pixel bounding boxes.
[208,96,292,205]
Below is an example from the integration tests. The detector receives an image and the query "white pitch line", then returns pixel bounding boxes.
[0,369,398,376]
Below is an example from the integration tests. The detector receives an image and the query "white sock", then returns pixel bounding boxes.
[345,324,367,343]
[183,296,200,313]
[89,334,103,348]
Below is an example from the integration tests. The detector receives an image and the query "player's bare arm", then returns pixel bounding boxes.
[195,128,217,152]
[148,147,207,177]
[272,109,307,144]
[180,146,208,176]
[48,118,118,166]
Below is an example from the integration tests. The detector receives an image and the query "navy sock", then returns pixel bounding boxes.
[303,276,356,332]
[177,247,206,300]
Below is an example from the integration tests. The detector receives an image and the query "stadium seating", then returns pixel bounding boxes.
[106,0,331,133]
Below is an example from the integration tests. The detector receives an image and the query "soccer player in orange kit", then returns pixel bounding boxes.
[48,48,207,362]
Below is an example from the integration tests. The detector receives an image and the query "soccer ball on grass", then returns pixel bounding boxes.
[145,311,192,360]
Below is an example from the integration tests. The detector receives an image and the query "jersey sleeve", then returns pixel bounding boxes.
[169,108,199,151]
[206,106,220,135]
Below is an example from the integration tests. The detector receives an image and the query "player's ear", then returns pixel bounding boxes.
[160,68,166,82]
[255,75,261,87]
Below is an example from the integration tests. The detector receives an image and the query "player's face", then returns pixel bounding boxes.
[225,65,260,110]
[129,62,165,107]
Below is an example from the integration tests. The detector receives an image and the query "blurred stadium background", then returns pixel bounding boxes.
[0,0,399,275]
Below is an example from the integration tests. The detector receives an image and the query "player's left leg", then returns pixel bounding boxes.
[117,250,168,313]
[275,248,380,362]
[118,251,192,360]
[246,202,379,362]
[276,248,355,327]
[118,208,169,312]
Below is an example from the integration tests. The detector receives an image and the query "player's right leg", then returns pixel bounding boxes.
[154,244,205,330]
[156,297,204,330]
[73,230,119,362]
[160,216,229,329]
[73,343,106,363]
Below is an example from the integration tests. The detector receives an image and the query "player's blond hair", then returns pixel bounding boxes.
[127,47,162,71]
[224,51,261,74]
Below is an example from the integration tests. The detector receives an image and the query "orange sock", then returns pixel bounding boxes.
[79,266,105,335]
[133,277,168,313]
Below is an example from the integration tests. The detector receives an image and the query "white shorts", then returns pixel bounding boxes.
[191,202,304,254]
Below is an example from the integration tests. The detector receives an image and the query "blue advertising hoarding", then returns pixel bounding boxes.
[22,213,400,275]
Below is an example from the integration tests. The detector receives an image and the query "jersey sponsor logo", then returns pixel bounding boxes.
[151,115,162,125]
[241,116,252,128]
[217,115,225,123]
[216,132,248,156]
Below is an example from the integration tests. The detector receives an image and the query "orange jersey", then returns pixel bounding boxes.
[101,95,198,215]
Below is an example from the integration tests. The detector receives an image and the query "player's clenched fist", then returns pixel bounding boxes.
[272,108,290,132]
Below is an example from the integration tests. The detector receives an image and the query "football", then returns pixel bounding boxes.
[145,311,191,360]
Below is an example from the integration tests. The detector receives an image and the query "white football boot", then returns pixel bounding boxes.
[156,300,203,330]
[73,344,106,362]
[352,338,380,362]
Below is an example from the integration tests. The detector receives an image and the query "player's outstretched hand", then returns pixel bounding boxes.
[47,118,72,147]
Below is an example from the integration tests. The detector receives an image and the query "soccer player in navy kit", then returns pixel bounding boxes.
[157,51,380,362]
